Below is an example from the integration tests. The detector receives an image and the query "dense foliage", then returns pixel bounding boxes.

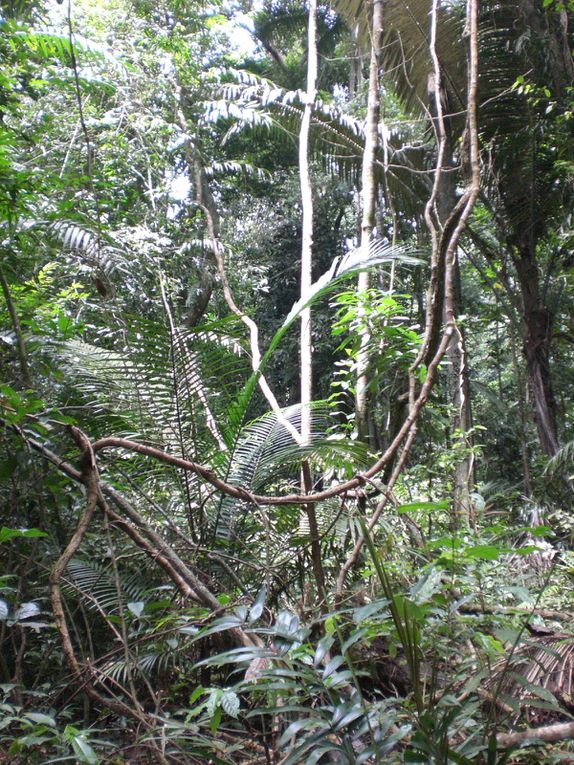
[1,0,574,762]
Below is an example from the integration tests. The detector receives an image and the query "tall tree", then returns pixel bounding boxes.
[355,0,383,445]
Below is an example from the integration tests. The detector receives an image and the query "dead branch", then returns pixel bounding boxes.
[497,720,574,748]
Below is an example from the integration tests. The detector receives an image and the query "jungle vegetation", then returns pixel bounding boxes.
[1,0,574,762]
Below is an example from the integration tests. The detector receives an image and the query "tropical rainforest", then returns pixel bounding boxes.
[1,0,574,762]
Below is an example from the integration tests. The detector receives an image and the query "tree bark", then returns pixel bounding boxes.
[513,239,559,457]
[432,53,473,525]
[355,0,383,444]
[299,0,327,609]
[445,257,474,524]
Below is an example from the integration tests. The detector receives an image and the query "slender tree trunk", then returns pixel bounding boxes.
[299,0,326,609]
[0,263,31,388]
[355,0,383,444]
[433,83,473,525]
[445,257,473,524]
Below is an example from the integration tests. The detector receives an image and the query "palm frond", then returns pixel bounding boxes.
[10,23,122,72]
[59,316,248,453]
[282,239,422,331]
[206,67,429,200]
[489,635,574,724]
[49,219,125,277]
[332,0,465,117]
[545,440,574,479]
[225,239,421,444]
[65,557,148,615]
[205,160,271,182]
[215,403,367,541]
[100,647,178,685]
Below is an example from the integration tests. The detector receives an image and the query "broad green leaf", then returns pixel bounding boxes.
[206,688,222,717]
[278,718,326,748]
[322,655,345,679]
[409,567,443,604]
[509,673,560,705]
[0,527,47,543]
[314,634,334,666]
[353,599,390,623]
[71,735,99,764]
[464,545,500,561]
[248,585,266,624]
[23,712,56,726]
[221,690,240,718]
[397,501,449,514]
[189,686,205,705]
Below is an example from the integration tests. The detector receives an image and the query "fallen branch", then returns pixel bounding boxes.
[459,603,574,622]
[497,720,574,748]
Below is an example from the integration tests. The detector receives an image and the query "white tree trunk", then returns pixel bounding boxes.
[355,0,383,444]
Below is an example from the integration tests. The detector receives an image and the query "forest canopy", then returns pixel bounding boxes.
[1,0,574,762]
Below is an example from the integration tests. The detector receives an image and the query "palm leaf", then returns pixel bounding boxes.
[224,238,421,451]
[215,403,368,541]
[65,557,148,615]
[332,0,465,117]
[206,67,429,211]
[49,219,126,279]
[59,314,247,453]
[489,635,574,724]
[545,440,574,479]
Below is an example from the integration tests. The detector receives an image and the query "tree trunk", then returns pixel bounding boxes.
[514,245,559,456]
[445,256,474,523]
[435,95,473,524]
[355,0,383,444]
[299,0,327,609]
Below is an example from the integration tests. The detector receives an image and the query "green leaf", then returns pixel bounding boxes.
[353,599,390,623]
[210,707,222,735]
[23,712,56,727]
[464,545,500,561]
[0,527,47,543]
[221,690,240,718]
[206,689,222,717]
[409,567,443,604]
[189,686,205,706]
[248,585,266,624]
[322,655,345,679]
[70,734,99,764]
[314,634,334,666]
[396,501,449,514]
[278,718,327,748]
[509,673,560,705]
